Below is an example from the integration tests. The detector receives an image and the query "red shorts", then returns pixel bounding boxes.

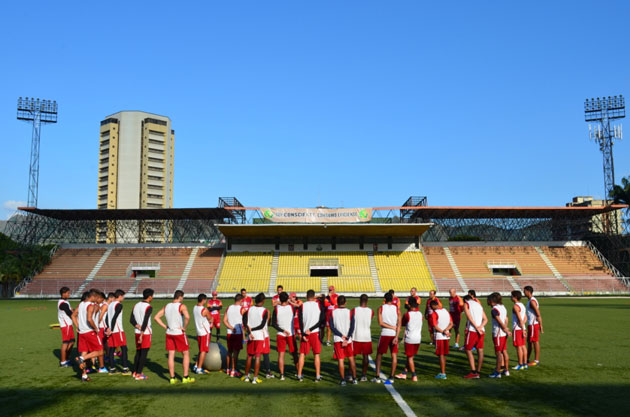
[98,328,106,344]
[513,329,525,347]
[227,333,243,351]
[333,341,354,359]
[78,331,102,353]
[404,342,420,357]
[528,324,540,342]
[166,334,189,352]
[263,336,271,354]
[465,331,484,350]
[435,339,449,356]
[352,341,373,355]
[377,335,399,354]
[277,335,296,353]
[247,340,264,357]
[109,331,127,348]
[210,315,221,328]
[493,336,507,352]
[135,333,152,349]
[197,334,210,352]
[299,332,322,355]
[60,325,75,342]
[450,313,461,329]
[325,311,333,328]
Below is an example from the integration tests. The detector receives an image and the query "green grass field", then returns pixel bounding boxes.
[1,297,629,417]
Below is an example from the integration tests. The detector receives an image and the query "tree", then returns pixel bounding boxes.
[610,176,630,234]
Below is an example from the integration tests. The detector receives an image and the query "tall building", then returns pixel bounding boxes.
[97,111,175,242]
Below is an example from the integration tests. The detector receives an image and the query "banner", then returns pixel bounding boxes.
[259,208,373,223]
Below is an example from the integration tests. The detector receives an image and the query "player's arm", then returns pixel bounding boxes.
[479,310,488,333]
[109,304,123,330]
[347,313,355,341]
[514,304,526,332]
[71,305,79,328]
[329,316,343,339]
[312,303,326,332]
[86,304,98,332]
[271,307,286,335]
[154,307,167,330]
[60,303,73,319]
[394,311,402,342]
[298,305,308,337]
[222,309,234,331]
[531,300,543,333]
[181,305,190,330]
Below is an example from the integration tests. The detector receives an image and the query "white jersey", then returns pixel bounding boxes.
[466,300,484,333]
[527,296,540,325]
[246,305,268,341]
[433,309,451,341]
[352,306,373,343]
[491,304,508,337]
[57,299,72,328]
[512,302,526,330]
[301,300,322,334]
[77,301,94,334]
[331,308,353,343]
[275,304,294,335]
[133,301,153,335]
[108,300,124,333]
[226,304,243,335]
[193,305,211,336]
[379,304,399,337]
[164,302,184,336]
[403,310,423,344]
[98,302,108,329]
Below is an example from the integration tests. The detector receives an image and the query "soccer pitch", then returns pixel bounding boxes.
[1,297,629,417]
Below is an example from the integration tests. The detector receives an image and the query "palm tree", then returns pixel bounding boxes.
[610,176,630,233]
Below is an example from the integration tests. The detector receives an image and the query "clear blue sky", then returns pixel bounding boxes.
[1,0,629,218]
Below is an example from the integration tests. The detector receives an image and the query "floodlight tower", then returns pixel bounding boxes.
[585,95,625,203]
[17,97,58,207]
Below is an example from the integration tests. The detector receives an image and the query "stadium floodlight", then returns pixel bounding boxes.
[584,95,625,204]
[17,97,58,208]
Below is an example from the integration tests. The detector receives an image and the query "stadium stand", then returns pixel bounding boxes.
[216,252,273,293]
[542,246,613,276]
[32,248,106,280]
[277,251,371,277]
[422,246,456,278]
[96,248,192,278]
[373,251,434,291]
[182,248,223,293]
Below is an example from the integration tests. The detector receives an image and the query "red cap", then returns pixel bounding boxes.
[328,286,335,291]
[290,292,297,298]
[212,291,218,296]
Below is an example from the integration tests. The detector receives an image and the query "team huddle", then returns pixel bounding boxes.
[55,284,543,384]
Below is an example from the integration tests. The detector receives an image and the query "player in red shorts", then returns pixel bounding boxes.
[399,297,423,381]
[448,288,464,349]
[289,292,303,336]
[325,286,339,346]
[272,291,297,380]
[511,290,528,370]
[193,293,212,375]
[240,288,252,312]
[94,291,110,373]
[155,290,195,384]
[106,289,130,375]
[206,291,222,343]
[524,285,543,366]
[272,285,284,307]
[463,293,487,378]
[330,295,357,385]
[130,288,154,380]
[72,289,104,382]
[425,290,442,345]
[297,289,325,382]
[487,292,511,378]
[352,294,373,382]
[57,287,74,367]
[375,292,401,384]
[242,293,269,384]
[223,293,245,377]
[430,300,452,379]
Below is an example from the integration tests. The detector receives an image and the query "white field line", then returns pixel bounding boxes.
[367,355,417,417]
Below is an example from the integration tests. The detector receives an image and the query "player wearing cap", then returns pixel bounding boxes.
[463,294,487,379]
[272,291,297,380]
[330,295,357,385]
[430,299,452,380]
[374,292,401,384]
[57,287,74,367]
[297,289,325,382]
[106,289,130,375]
[272,285,284,306]
[448,288,464,349]
[524,285,543,366]
[154,290,195,384]
[193,293,212,375]
[224,293,245,377]
[425,290,442,345]
[130,288,154,381]
[207,291,222,343]
[72,289,104,382]
[325,286,339,346]
[511,290,528,370]
[488,292,511,378]
[352,294,373,382]
[242,293,269,384]
[397,297,423,381]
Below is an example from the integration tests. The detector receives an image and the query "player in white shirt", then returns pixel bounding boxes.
[430,299,453,379]
[242,293,269,384]
[398,297,423,382]
[487,292,512,378]
[106,289,130,375]
[130,288,154,381]
[524,285,543,366]
[375,292,401,384]
[272,291,297,380]
[463,293,488,379]
[352,294,373,382]
[297,289,325,382]
[193,293,213,375]
[71,289,104,382]
[223,293,245,377]
[329,295,357,385]
[155,290,194,384]
[57,287,74,367]
[510,290,528,371]
[93,291,109,373]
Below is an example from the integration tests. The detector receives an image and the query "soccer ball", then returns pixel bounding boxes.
[203,342,227,371]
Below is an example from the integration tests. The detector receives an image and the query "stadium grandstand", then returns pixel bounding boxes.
[4,196,629,298]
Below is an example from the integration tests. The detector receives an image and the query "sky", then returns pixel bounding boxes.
[1,0,629,219]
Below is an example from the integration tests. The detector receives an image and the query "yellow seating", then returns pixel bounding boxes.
[374,251,434,291]
[216,252,273,293]
[277,252,371,277]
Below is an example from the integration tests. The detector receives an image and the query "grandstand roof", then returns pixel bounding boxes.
[18,207,233,221]
[218,223,432,238]
[404,206,627,219]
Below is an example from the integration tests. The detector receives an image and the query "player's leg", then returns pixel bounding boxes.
[362,355,369,379]
[439,354,446,375]
[466,349,476,372]
[182,350,190,378]
[107,346,116,371]
[297,353,305,377]
[314,353,321,378]
[278,351,285,377]
[375,353,383,378]
[253,355,261,380]
[120,345,129,373]
[167,350,176,379]
[349,356,357,381]
[390,352,398,380]
[476,348,484,373]
[263,353,272,377]
[338,358,346,383]
[407,355,415,376]
[226,348,233,372]
[244,355,252,378]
